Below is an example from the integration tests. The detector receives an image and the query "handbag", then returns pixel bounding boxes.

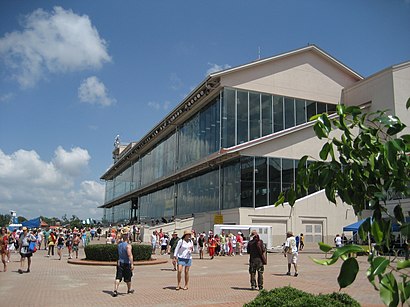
[28,241,37,253]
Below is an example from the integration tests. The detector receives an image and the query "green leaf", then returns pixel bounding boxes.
[370,257,390,276]
[318,242,333,253]
[406,97,410,110]
[273,192,285,207]
[394,205,405,224]
[371,219,384,245]
[319,143,331,160]
[397,260,410,270]
[358,218,371,241]
[311,256,338,266]
[314,122,327,139]
[337,257,359,289]
[380,272,399,307]
[287,188,296,207]
[400,223,410,238]
[331,245,365,259]
[398,281,410,304]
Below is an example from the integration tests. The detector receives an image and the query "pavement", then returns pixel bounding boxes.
[0,241,384,307]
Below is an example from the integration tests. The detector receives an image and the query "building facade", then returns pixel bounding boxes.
[100,45,410,246]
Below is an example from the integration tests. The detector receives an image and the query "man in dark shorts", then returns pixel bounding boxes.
[112,232,134,297]
[18,227,36,274]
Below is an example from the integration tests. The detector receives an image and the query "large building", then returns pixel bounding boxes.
[100,45,410,246]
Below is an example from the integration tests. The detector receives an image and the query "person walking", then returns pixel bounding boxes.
[173,230,193,290]
[1,227,8,272]
[112,232,134,297]
[169,231,180,271]
[299,233,305,251]
[18,227,36,273]
[151,231,157,255]
[247,230,267,290]
[72,233,81,259]
[198,233,205,259]
[284,231,298,277]
[56,233,65,260]
[47,231,56,257]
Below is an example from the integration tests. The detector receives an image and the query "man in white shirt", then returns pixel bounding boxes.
[284,231,298,277]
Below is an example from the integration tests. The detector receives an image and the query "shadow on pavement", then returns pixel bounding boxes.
[163,286,178,291]
[231,287,253,291]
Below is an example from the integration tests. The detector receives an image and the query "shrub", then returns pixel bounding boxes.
[244,286,360,307]
[84,243,152,261]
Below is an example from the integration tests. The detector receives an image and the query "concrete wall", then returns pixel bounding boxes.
[220,50,358,104]
[342,63,410,134]
[238,190,357,248]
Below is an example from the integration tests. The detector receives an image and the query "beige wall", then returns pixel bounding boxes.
[240,124,344,161]
[342,63,410,134]
[239,191,357,247]
[220,50,358,104]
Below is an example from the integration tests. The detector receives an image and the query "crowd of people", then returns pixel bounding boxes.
[150,228,247,258]
[0,225,104,274]
[0,223,308,293]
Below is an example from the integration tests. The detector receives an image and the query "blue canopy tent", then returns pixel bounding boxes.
[343,218,369,232]
[21,217,41,229]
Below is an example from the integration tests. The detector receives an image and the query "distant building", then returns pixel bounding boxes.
[100,45,410,246]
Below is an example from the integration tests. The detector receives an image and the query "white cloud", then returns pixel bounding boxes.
[78,76,116,106]
[147,100,171,111]
[0,6,111,88]
[53,146,90,177]
[0,147,104,219]
[0,93,14,103]
[206,63,231,76]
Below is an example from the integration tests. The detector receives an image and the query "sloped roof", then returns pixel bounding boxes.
[209,44,363,81]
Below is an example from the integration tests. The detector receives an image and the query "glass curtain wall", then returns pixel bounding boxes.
[139,185,175,222]
[177,169,219,216]
[222,161,241,210]
[221,88,337,148]
[178,96,221,169]
[105,87,336,205]
[104,201,132,223]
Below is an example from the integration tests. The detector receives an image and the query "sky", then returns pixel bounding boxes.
[0,0,409,220]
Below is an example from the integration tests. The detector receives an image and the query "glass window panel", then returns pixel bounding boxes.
[284,97,295,129]
[306,100,316,121]
[269,158,281,204]
[255,157,268,208]
[327,103,337,114]
[273,96,283,132]
[222,160,241,210]
[295,99,306,125]
[237,90,249,144]
[241,156,254,207]
[261,94,272,136]
[249,92,260,140]
[317,102,326,114]
[315,224,322,233]
[306,225,313,233]
[222,89,235,148]
[282,158,294,192]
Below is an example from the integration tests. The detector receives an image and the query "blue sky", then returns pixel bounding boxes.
[0,0,409,220]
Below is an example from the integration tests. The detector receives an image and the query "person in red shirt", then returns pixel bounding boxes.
[208,235,217,259]
[1,227,8,272]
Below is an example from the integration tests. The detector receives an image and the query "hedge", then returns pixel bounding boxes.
[84,243,152,262]
[244,286,360,307]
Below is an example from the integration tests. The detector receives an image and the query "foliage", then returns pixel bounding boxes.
[244,286,360,307]
[17,216,27,223]
[275,101,410,306]
[0,214,11,227]
[84,243,152,261]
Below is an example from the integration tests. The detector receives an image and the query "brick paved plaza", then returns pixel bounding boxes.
[0,245,383,307]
